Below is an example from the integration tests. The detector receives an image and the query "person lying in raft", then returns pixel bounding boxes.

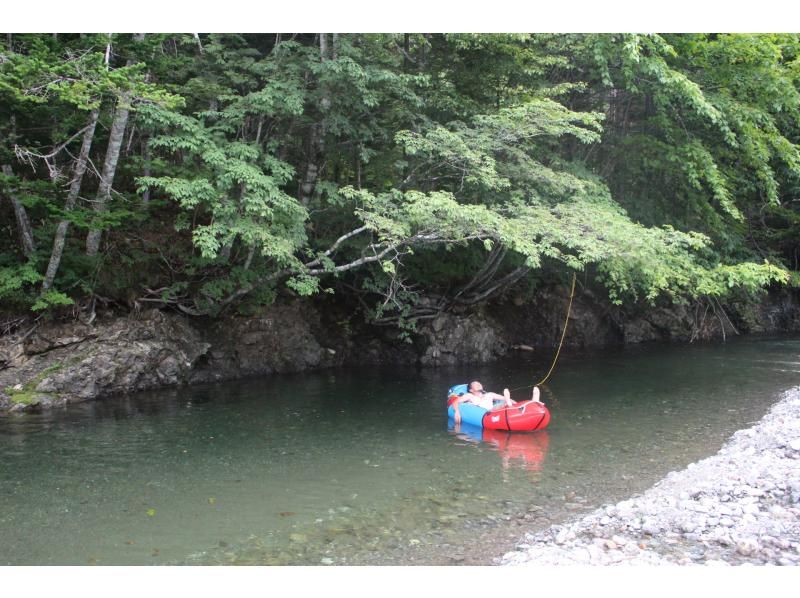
[452,381,542,424]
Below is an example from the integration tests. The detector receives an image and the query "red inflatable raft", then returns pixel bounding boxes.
[479,400,550,431]
[447,385,551,432]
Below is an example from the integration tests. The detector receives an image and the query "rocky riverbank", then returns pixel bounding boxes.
[499,387,800,566]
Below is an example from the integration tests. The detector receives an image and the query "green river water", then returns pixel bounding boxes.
[1,334,798,565]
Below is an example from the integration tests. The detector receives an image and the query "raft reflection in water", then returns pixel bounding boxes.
[449,421,550,476]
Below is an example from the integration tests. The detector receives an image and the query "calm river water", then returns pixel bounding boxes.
[1,334,799,565]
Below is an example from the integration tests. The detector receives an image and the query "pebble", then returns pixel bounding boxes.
[735,538,760,556]
[623,543,640,555]
[642,521,661,536]
[680,520,697,534]
[554,528,574,545]
[499,388,800,567]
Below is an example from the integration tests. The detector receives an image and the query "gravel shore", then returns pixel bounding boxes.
[499,387,800,566]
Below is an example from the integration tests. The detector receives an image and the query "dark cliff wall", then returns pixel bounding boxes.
[1,287,798,412]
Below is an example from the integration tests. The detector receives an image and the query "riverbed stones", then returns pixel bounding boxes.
[499,387,800,566]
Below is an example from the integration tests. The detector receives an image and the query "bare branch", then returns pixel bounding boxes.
[306,243,401,275]
[303,225,370,269]
[452,244,507,302]
[13,122,96,182]
[453,266,529,305]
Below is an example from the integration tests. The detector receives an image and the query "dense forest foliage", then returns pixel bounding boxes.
[1,33,798,330]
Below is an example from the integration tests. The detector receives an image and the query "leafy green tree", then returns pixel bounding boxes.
[0,32,795,330]
[0,33,181,311]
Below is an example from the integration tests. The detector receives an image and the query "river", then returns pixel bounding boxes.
[1,334,798,565]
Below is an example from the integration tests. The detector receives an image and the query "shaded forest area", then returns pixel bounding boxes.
[1,33,798,335]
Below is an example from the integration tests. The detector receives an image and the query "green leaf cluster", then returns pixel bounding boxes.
[1,33,797,323]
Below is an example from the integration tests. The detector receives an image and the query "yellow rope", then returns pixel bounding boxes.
[533,272,577,387]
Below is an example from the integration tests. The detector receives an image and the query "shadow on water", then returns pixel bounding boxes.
[0,334,798,565]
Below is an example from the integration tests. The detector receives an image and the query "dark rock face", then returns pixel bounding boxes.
[0,302,410,412]
[621,305,697,344]
[1,287,798,412]
[0,310,210,411]
[489,287,624,350]
[418,311,507,366]
[190,304,336,384]
[747,289,800,333]
[618,289,800,344]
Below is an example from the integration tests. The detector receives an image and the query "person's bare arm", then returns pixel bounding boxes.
[452,394,467,423]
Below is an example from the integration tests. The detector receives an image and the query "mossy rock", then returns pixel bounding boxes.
[4,361,65,409]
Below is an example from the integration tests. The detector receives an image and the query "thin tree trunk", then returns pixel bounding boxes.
[2,164,36,258]
[320,33,328,60]
[255,117,264,145]
[105,34,113,67]
[298,130,321,207]
[298,34,329,207]
[125,124,136,155]
[85,93,131,256]
[42,109,99,291]
[141,136,151,203]
[356,144,362,189]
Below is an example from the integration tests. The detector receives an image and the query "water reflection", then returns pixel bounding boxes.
[449,421,550,476]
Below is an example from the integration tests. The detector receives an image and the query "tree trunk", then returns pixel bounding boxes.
[319,32,328,60]
[85,33,145,255]
[298,34,331,207]
[2,164,37,258]
[141,136,151,204]
[42,109,99,291]
[298,126,322,207]
[86,93,131,256]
